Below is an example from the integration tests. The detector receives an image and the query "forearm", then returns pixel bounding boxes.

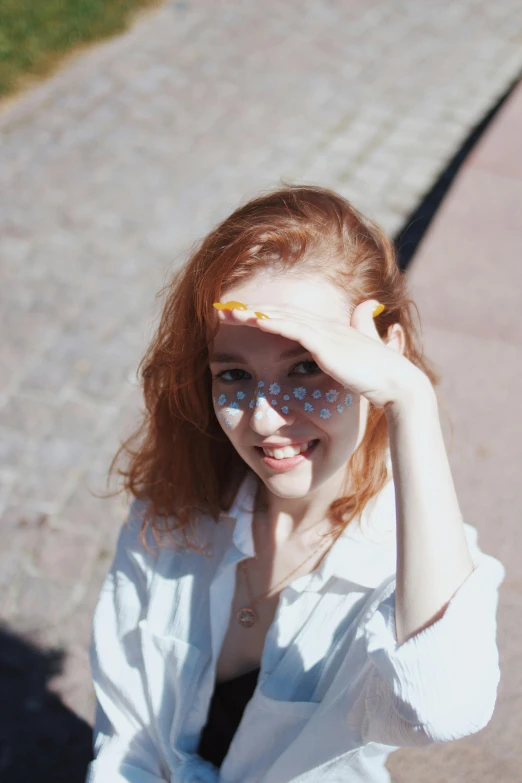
[385,377,475,647]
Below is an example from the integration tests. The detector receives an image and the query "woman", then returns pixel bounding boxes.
[86,185,505,782]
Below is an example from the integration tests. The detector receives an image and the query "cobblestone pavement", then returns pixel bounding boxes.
[1,0,521,728]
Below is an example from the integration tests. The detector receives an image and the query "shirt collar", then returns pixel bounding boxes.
[220,450,397,591]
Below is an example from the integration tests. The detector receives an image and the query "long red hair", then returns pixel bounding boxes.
[107,185,441,554]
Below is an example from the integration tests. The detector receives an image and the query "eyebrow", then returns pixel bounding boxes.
[209,346,310,363]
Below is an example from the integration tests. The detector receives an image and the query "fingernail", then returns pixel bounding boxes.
[255,311,270,319]
[372,303,385,318]
[213,301,248,311]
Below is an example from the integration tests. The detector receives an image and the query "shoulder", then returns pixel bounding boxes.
[115,497,222,575]
[118,497,156,552]
[113,497,178,583]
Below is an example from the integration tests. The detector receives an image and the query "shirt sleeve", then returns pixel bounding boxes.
[360,522,506,747]
[86,499,170,783]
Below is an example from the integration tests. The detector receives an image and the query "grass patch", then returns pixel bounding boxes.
[0,0,163,97]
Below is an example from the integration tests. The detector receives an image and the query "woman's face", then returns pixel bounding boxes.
[209,271,370,501]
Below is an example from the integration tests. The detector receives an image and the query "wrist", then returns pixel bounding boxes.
[384,370,437,422]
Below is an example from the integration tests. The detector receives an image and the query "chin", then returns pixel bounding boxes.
[261,472,317,499]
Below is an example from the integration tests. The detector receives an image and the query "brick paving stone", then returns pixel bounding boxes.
[0,0,521,740]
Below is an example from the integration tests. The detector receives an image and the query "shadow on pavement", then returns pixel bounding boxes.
[0,623,93,783]
[394,70,521,272]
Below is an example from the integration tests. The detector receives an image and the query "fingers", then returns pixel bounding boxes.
[216,305,323,355]
[215,302,335,328]
[350,300,385,342]
[214,304,293,326]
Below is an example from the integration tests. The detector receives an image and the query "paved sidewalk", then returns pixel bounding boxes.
[0,0,521,773]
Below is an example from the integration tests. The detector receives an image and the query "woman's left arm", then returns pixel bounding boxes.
[385,378,475,647]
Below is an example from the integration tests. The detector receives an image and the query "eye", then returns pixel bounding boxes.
[214,368,252,382]
[290,360,321,376]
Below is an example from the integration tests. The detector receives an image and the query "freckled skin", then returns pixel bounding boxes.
[209,273,370,502]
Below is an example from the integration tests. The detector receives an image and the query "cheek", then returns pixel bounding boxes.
[280,379,355,421]
[212,386,252,432]
[214,404,243,431]
[213,392,282,430]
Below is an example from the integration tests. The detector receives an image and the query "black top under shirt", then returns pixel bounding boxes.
[197,667,261,768]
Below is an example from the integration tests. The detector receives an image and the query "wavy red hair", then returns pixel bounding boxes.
[107,184,441,554]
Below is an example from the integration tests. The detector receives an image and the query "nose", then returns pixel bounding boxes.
[249,396,296,434]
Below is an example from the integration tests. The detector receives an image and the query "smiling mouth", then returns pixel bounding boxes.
[255,439,318,460]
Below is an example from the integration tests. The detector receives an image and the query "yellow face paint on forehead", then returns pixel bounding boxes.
[212,374,353,429]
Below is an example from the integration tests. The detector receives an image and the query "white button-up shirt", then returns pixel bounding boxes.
[86,464,506,783]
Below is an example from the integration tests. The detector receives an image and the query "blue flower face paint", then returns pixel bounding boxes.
[212,371,353,432]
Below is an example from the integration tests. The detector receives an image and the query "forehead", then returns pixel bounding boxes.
[212,271,351,361]
[223,271,350,318]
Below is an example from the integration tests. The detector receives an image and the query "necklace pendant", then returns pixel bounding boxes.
[237,606,257,628]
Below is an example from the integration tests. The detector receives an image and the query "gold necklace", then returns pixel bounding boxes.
[236,531,340,628]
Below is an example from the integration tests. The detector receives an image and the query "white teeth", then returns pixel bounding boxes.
[262,441,314,459]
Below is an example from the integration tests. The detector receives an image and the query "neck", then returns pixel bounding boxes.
[254,468,348,549]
